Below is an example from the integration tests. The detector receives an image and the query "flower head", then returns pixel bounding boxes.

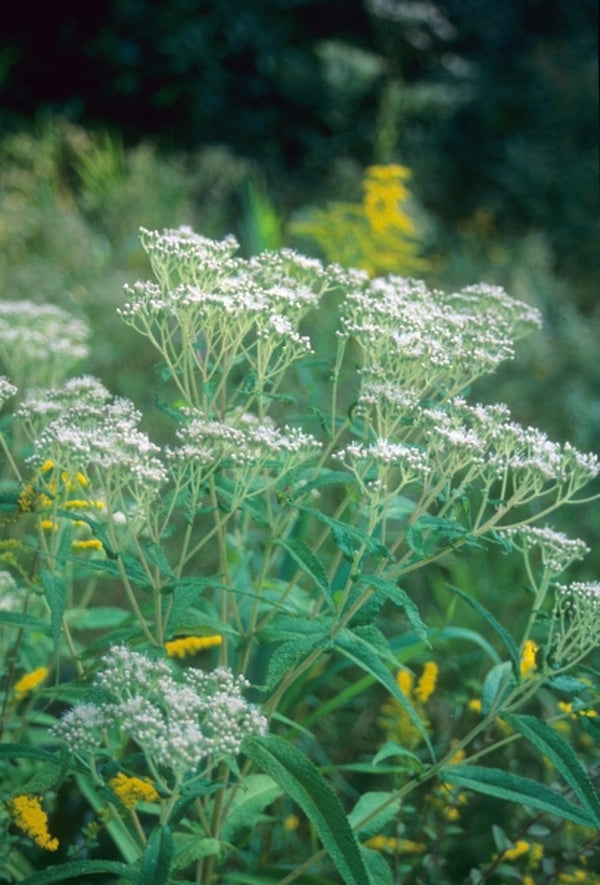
[9,795,59,851]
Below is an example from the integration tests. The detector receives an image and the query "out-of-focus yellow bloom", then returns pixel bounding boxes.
[502,839,530,861]
[40,519,58,531]
[109,772,159,809]
[467,698,482,713]
[71,538,103,551]
[14,666,48,698]
[364,834,426,854]
[9,795,59,851]
[415,661,438,704]
[520,639,539,678]
[291,164,422,277]
[164,635,223,658]
[396,668,414,697]
[283,814,299,831]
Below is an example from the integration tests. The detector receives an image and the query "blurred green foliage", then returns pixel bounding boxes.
[2,1,597,307]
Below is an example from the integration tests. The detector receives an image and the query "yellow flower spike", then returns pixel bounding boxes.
[520,639,539,678]
[9,795,59,851]
[503,839,530,861]
[108,772,159,809]
[415,661,438,704]
[39,519,58,531]
[14,666,48,698]
[164,635,223,659]
[396,668,414,697]
[71,539,104,551]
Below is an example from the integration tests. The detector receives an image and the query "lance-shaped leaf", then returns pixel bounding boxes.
[442,765,597,829]
[243,734,369,885]
[503,713,600,825]
[334,626,434,758]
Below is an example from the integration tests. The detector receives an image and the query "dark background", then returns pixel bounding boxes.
[2,0,598,301]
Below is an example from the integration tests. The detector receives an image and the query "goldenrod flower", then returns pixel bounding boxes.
[9,794,59,851]
[164,635,222,658]
[415,661,438,704]
[520,639,539,678]
[71,538,103,551]
[14,666,48,698]
[108,772,159,809]
[364,834,426,854]
[502,839,530,861]
[396,668,414,697]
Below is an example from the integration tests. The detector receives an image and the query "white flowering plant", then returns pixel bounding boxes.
[0,226,598,884]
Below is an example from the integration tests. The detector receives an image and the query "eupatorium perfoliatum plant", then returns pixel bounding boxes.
[0,226,598,884]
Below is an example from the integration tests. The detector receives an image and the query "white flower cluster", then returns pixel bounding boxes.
[334,438,430,493]
[339,276,542,400]
[18,379,166,497]
[552,581,600,664]
[119,228,349,399]
[0,301,89,386]
[16,376,112,440]
[171,409,321,467]
[0,376,17,409]
[415,398,598,504]
[500,525,590,576]
[52,646,267,778]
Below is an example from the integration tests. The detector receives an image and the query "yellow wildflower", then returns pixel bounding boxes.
[164,635,223,658]
[467,698,482,713]
[9,794,59,851]
[109,772,159,809]
[364,834,426,854]
[14,666,48,698]
[503,839,530,861]
[415,661,438,704]
[520,639,539,678]
[40,519,58,531]
[65,499,104,510]
[396,668,414,697]
[71,538,103,551]
[283,814,299,831]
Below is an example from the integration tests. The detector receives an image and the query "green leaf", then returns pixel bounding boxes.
[263,632,330,692]
[65,606,131,630]
[0,610,52,634]
[303,508,393,562]
[172,836,222,870]
[243,734,369,885]
[348,791,401,840]
[442,765,597,828]
[371,742,423,773]
[361,847,394,885]
[481,661,515,714]
[359,575,429,645]
[0,743,58,762]
[162,576,220,634]
[272,537,333,609]
[145,541,174,577]
[503,713,600,825]
[220,774,283,844]
[20,860,138,884]
[334,627,434,758]
[449,583,520,670]
[39,568,65,668]
[406,514,479,557]
[138,825,174,885]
